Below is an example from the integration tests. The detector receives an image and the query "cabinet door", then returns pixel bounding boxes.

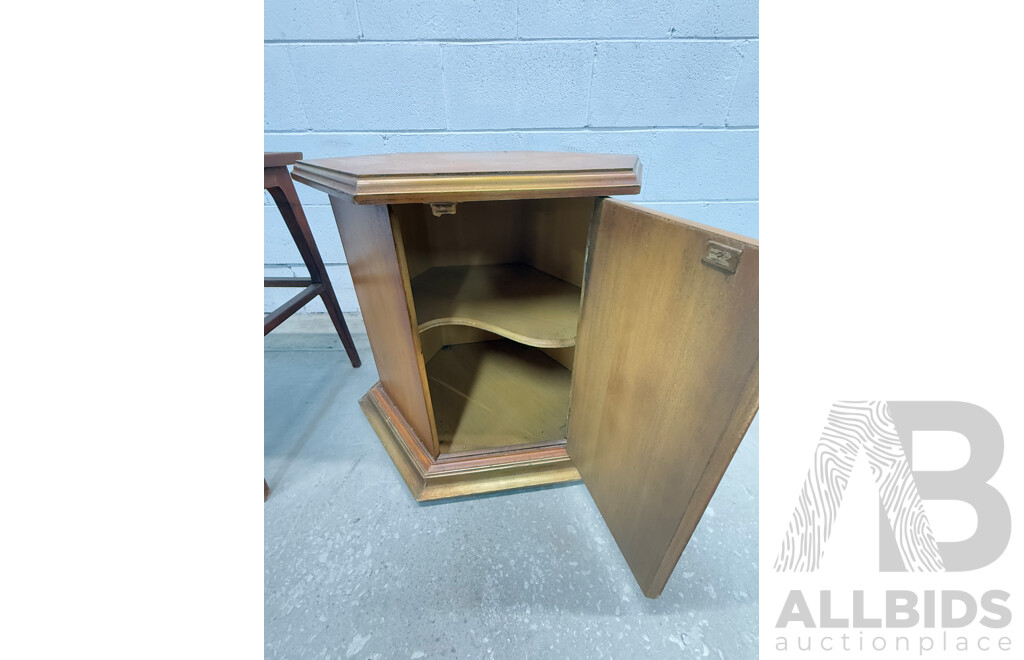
[568,199,758,598]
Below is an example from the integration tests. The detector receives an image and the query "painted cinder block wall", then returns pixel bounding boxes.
[264,0,758,313]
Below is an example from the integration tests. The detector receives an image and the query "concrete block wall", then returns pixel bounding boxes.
[265,0,758,313]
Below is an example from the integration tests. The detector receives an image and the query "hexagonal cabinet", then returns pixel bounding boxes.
[293,152,758,597]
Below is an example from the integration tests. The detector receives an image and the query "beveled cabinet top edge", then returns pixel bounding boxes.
[291,151,642,204]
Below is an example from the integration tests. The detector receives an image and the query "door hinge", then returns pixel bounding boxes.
[429,202,458,217]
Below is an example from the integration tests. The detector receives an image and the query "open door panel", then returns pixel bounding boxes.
[568,199,758,598]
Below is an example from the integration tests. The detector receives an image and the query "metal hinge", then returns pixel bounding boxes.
[429,202,458,217]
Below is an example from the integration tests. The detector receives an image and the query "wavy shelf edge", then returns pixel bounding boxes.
[411,264,581,350]
[417,318,576,349]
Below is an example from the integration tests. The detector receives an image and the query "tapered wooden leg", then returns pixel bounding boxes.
[319,278,362,368]
[264,479,270,502]
[266,167,361,367]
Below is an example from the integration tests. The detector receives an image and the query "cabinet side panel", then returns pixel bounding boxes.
[390,204,432,281]
[393,200,525,274]
[329,195,437,454]
[522,197,595,288]
[568,199,759,598]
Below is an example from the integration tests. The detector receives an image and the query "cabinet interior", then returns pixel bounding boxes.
[391,197,595,456]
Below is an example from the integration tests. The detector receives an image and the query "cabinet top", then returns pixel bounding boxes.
[291,151,642,205]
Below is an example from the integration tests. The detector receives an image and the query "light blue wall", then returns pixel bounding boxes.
[265,0,758,312]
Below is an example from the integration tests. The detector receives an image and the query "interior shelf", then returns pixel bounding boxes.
[411,264,581,348]
[426,340,571,454]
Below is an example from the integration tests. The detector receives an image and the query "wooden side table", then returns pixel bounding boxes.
[264,152,361,367]
[264,152,362,502]
[292,151,759,597]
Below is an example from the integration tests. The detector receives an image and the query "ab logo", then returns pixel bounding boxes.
[774,401,1010,572]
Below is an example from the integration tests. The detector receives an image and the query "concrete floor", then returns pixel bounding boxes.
[265,314,758,659]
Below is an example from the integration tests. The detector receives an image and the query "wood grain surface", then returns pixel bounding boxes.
[425,340,572,454]
[568,199,759,598]
[329,194,438,455]
[391,200,524,280]
[292,151,641,204]
[412,264,581,348]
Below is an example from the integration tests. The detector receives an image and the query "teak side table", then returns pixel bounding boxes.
[264,151,361,367]
[264,151,362,501]
[293,151,758,598]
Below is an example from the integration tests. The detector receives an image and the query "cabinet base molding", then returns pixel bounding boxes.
[359,382,581,502]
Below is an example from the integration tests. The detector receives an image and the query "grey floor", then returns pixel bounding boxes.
[265,314,758,660]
